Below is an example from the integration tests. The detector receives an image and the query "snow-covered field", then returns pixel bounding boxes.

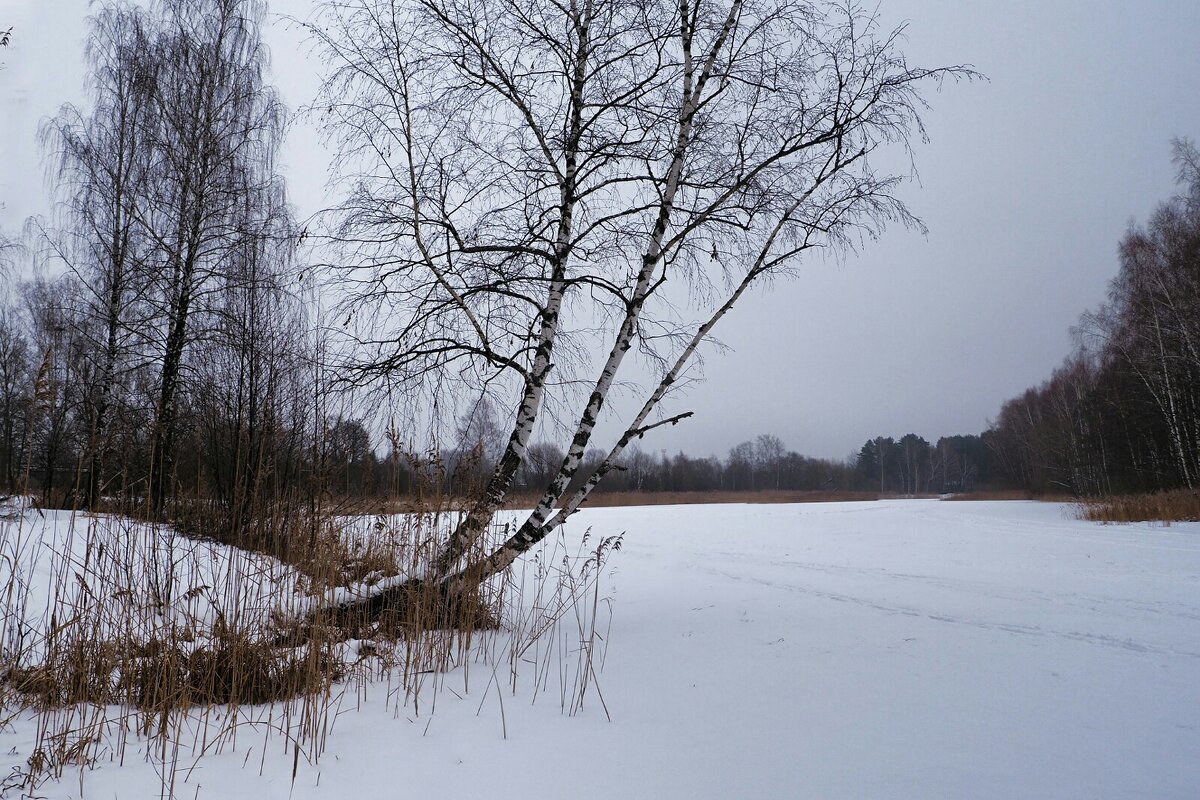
[2,500,1198,799]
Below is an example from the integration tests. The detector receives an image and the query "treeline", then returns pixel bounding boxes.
[852,433,996,495]
[0,1,331,525]
[985,141,1200,496]
[544,432,996,495]
[316,428,1000,498]
[521,435,858,495]
[294,427,864,498]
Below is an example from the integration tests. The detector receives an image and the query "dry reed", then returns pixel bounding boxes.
[0,493,620,794]
[1078,489,1200,523]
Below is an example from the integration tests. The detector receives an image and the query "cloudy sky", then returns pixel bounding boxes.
[3,0,1200,460]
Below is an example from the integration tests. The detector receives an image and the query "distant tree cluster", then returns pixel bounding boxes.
[391,428,1000,500]
[519,434,857,495]
[853,433,994,495]
[309,428,860,500]
[986,140,1200,495]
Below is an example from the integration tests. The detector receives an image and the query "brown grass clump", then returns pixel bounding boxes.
[6,639,123,707]
[134,633,338,708]
[7,632,337,710]
[311,582,500,641]
[1078,489,1200,524]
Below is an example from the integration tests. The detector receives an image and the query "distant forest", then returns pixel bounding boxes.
[282,422,998,499]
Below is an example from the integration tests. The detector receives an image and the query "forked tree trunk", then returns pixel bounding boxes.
[309,0,968,623]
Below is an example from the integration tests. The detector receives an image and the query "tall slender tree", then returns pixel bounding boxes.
[138,0,289,515]
[41,4,157,506]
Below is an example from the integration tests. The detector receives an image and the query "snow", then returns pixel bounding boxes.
[2,499,1199,798]
[0,507,305,663]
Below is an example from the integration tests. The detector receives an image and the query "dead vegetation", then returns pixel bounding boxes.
[1078,489,1200,523]
[943,490,1040,501]
[6,631,338,710]
[0,496,620,794]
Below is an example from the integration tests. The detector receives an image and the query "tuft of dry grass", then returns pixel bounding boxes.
[1078,489,1200,524]
[7,632,337,709]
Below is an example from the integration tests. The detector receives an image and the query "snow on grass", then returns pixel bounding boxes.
[2,499,1199,798]
[0,507,305,662]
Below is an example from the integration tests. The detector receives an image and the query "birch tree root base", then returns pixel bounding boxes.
[303,581,500,641]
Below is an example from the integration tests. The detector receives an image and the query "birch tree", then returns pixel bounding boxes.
[0,306,31,492]
[311,0,971,600]
[41,4,156,507]
[138,0,288,515]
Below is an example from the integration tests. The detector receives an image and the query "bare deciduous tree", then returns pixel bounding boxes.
[138,0,289,515]
[41,4,156,506]
[35,0,294,515]
[310,0,972,601]
[0,305,31,492]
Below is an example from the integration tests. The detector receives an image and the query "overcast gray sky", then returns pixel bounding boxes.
[3,0,1200,460]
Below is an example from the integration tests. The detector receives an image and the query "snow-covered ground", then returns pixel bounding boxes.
[2,500,1199,799]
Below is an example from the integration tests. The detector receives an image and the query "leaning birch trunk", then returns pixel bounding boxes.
[494,0,747,551]
[308,0,972,622]
[444,192,832,591]
[430,169,576,574]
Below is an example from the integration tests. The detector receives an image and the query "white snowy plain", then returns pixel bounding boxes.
[2,499,1199,799]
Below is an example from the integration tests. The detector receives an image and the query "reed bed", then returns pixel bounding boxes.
[0,495,618,795]
[1078,489,1200,524]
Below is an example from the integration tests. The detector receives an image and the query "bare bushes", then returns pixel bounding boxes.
[1079,489,1200,523]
